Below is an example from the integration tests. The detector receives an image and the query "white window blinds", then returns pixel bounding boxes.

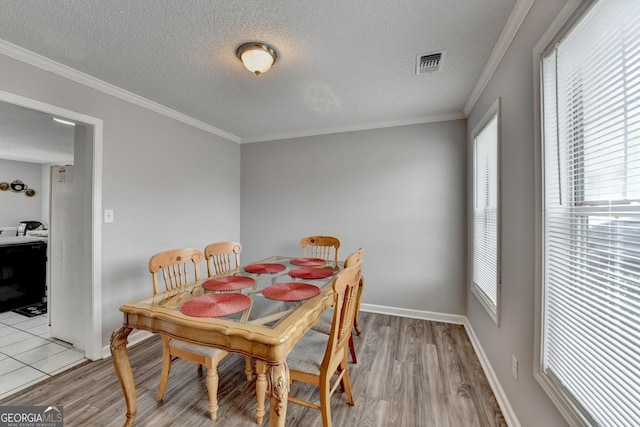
[541,1,640,425]
[473,111,499,321]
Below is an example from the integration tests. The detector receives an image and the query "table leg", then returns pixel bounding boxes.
[110,327,136,427]
[255,360,268,424]
[268,361,290,427]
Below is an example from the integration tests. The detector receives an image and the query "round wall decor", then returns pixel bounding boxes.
[1,179,36,196]
[10,180,27,192]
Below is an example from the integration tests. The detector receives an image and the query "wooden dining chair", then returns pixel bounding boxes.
[203,240,283,424]
[203,241,253,380]
[344,249,365,358]
[312,248,364,363]
[300,235,341,262]
[343,247,364,269]
[286,258,364,427]
[204,240,242,277]
[149,248,229,421]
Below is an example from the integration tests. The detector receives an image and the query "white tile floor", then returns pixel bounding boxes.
[0,310,86,400]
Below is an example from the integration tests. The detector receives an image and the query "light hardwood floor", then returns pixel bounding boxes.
[0,313,506,426]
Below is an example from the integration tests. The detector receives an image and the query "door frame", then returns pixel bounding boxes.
[0,89,103,360]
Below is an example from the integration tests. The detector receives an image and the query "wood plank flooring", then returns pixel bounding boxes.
[0,313,506,426]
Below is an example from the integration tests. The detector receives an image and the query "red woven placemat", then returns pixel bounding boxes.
[290,258,327,267]
[288,267,334,279]
[202,276,256,291]
[244,263,287,274]
[180,293,251,317]
[262,282,321,302]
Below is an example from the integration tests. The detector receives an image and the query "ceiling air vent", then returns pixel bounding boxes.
[416,51,445,74]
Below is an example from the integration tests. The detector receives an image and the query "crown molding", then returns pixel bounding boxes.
[241,111,467,144]
[463,0,535,116]
[0,39,241,143]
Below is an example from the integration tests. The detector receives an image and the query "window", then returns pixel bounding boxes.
[539,1,640,425]
[472,100,500,324]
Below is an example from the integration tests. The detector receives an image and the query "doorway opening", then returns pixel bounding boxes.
[0,90,103,361]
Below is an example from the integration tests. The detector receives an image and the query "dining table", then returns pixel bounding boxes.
[110,255,342,427]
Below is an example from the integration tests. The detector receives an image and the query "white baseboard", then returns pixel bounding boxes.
[101,329,154,359]
[360,303,466,324]
[464,319,521,427]
[361,303,520,427]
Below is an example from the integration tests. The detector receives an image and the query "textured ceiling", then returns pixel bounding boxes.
[0,0,516,148]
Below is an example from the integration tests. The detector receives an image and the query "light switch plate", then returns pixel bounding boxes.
[104,209,114,223]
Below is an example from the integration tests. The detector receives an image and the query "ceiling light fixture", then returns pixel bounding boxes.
[52,117,76,126]
[236,42,278,76]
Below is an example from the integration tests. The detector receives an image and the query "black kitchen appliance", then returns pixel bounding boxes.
[0,239,47,312]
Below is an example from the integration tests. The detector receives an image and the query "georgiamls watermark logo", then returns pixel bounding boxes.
[0,405,63,427]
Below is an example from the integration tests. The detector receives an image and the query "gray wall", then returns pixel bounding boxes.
[466,1,570,426]
[0,53,241,347]
[241,121,467,315]
[0,159,43,229]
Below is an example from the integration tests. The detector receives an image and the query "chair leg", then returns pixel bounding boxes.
[205,359,220,420]
[156,337,172,401]
[255,360,268,424]
[354,277,364,335]
[354,319,362,336]
[348,335,357,364]
[320,370,333,427]
[340,356,355,406]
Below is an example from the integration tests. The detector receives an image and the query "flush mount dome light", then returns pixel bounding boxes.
[236,42,278,76]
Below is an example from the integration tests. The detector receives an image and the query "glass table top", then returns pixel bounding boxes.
[137,256,341,329]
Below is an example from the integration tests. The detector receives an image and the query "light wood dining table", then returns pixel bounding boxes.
[110,256,341,426]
